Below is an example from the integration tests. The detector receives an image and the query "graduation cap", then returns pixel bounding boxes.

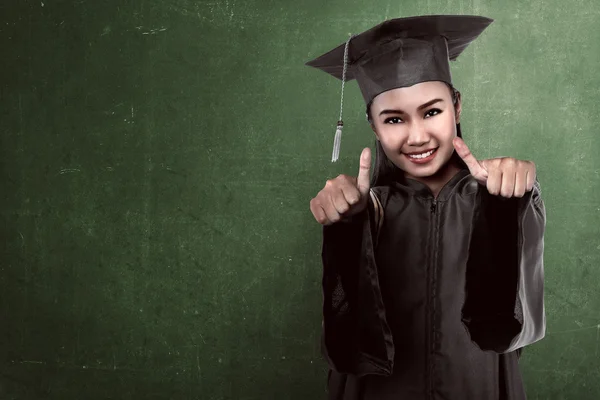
[305,15,494,162]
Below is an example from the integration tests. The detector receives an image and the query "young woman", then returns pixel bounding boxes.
[306,15,546,400]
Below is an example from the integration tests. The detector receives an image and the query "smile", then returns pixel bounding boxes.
[404,148,439,164]
[407,149,436,159]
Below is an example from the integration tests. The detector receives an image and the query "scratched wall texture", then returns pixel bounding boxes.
[0,0,599,399]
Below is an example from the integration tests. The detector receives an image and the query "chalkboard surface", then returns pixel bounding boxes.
[1,0,599,399]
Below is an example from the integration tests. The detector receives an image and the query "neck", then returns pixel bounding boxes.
[407,158,463,198]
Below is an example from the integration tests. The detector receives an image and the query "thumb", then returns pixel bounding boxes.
[356,147,371,196]
[453,137,487,180]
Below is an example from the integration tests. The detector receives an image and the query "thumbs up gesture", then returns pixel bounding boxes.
[310,148,372,225]
[453,137,536,198]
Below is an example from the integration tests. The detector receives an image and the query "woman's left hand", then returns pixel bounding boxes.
[452,137,536,198]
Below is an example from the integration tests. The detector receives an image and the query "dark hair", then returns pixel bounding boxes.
[366,82,468,187]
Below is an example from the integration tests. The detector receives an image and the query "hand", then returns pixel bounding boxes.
[310,148,371,225]
[453,137,536,198]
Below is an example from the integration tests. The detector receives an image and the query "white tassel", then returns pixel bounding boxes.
[330,34,353,163]
[331,122,343,162]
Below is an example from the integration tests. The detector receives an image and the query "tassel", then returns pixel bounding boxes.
[330,34,354,163]
[331,121,343,162]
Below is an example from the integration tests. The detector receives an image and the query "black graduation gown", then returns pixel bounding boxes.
[321,168,546,400]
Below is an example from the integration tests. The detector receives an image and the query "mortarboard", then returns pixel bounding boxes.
[305,15,494,162]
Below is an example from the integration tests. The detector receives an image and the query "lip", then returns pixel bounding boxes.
[404,147,438,164]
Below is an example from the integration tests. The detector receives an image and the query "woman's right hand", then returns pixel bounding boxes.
[309,148,371,225]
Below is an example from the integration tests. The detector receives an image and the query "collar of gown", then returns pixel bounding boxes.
[391,167,471,200]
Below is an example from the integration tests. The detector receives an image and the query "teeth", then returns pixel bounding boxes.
[408,149,435,159]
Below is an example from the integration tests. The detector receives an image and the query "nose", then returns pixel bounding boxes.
[406,120,430,146]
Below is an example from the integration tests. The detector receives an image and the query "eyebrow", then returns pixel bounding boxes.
[378,98,444,116]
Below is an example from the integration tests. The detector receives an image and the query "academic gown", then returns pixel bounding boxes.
[321,168,546,400]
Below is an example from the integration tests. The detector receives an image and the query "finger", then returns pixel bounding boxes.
[331,187,350,215]
[356,147,371,196]
[341,181,362,206]
[453,137,486,178]
[526,163,536,191]
[514,169,527,197]
[310,198,329,225]
[486,167,502,196]
[500,167,516,198]
[322,197,341,225]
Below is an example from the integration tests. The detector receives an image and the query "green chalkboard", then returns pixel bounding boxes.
[1,0,599,399]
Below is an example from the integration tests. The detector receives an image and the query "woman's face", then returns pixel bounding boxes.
[370,81,461,180]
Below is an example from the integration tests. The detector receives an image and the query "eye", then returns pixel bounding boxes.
[384,117,404,124]
[424,108,442,118]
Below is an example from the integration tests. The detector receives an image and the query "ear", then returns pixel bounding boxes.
[454,91,462,124]
[370,122,380,141]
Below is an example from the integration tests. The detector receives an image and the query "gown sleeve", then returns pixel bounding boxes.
[462,179,546,353]
[320,189,394,376]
